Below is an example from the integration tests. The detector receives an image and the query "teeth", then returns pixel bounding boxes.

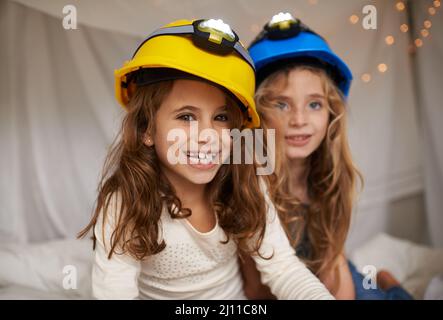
[189,155,199,164]
[200,157,210,165]
[186,151,218,164]
[289,135,309,141]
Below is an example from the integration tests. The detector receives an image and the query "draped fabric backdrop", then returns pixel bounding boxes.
[0,0,441,249]
[412,1,443,247]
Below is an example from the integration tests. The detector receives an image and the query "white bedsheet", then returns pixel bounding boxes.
[0,239,93,299]
[349,233,443,299]
[1,233,442,299]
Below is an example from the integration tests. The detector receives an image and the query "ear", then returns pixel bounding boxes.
[144,134,154,147]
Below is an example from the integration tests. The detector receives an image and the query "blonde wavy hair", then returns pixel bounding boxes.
[256,64,363,294]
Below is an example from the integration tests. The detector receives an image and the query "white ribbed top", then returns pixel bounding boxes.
[92,188,334,300]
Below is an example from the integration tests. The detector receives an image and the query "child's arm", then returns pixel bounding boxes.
[242,251,354,300]
[92,193,141,299]
[318,253,355,299]
[240,255,276,300]
[251,186,335,300]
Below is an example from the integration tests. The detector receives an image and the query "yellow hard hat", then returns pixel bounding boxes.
[115,19,260,128]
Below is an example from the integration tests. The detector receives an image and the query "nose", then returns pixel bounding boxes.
[198,118,218,145]
[288,107,307,128]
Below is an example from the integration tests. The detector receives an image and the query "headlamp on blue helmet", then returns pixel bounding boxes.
[248,12,353,97]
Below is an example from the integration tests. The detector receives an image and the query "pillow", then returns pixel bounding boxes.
[350,233,443,299]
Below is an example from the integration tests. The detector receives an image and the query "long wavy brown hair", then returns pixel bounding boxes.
[78,79,270,260]
[255,64,363,294]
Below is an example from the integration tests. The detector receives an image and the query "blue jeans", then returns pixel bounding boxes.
[348,261,414,300]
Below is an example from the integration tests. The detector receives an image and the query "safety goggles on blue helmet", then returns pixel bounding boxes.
[248,12,353,97]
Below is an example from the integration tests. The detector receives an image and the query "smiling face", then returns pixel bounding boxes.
[147,79,238,186]
[263,68,330,161]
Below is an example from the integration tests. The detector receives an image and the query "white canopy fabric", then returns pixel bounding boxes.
[9,0,376,41]
[412,1,443,247]
[0,0,441,248]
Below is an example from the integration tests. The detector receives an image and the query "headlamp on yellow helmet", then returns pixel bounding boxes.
[115,18,259,128]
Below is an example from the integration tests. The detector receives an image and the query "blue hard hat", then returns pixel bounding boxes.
[249,12,353,97]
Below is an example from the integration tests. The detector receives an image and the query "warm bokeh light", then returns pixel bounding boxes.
[349,14,359,24]
[361,73,372,83]
[415,38,423,47]
[396,1,406,11]
[421,29,430,38]
[424,20,432,29]
[378,63,388,73]
[385,35,395,45]
[400,24,409,33]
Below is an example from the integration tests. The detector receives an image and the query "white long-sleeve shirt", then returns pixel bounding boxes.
[92,189,334,300]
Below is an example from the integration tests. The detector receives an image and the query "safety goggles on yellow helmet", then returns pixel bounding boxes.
[115,19,260,128]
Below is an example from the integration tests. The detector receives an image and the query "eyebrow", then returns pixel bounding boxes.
[307,93,326,99]
[174,105,228,113]
[273,93,325,101]
[174,105,200,113]
[216,105,229,112]
[272,95,292,101]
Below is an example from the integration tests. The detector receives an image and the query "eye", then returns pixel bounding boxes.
[214,113,229,122]
[274,101,289,111]
[308,101,322,110]
[177,114,196,121]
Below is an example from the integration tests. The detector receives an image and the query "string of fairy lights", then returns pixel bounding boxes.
[348,0,441,83]
[249,0,440,84]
